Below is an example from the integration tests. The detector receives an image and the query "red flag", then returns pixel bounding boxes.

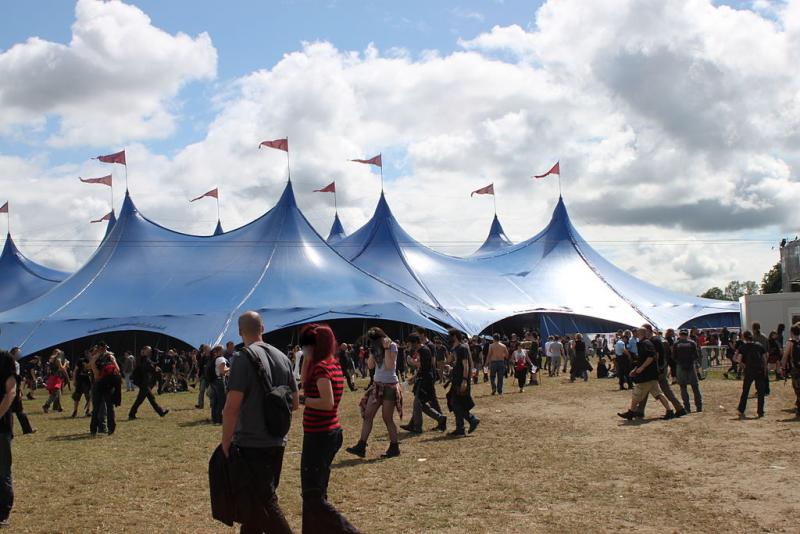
[314,182,336,193]
[190,188,219,202]
[94,150,126,165]
[532,161,560,179]
[79,175,113,187]
[0,202,7,214]
[471,183,494,197]
[91,211,113,223]
[259,138,289,152]
[351,154,382,168]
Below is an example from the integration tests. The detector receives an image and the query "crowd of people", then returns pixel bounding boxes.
[0,316,798,531]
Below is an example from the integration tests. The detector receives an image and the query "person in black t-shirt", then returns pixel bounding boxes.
[401,334,447,434]
[736,331,768,418]
[618,327,674,420]
[446,329,479,436]
[0,350,18,527]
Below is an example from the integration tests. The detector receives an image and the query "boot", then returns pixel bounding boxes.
[662,410,676,420]
[381,442,400,458]
[399,423,422,434]
[345,440,367,458]
[435,416,447,432]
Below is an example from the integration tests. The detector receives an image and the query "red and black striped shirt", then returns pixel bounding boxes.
[303,358,344,433]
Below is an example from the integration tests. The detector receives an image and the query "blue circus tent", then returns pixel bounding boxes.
[326,212,347,244]
[335,192,739,335]
[472,196,741,330]
[0,232,69,313]
[472,214,513,256]
[0,181,454,355]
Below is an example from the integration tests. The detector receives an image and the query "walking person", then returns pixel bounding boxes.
[208,345,229,425]
[614,331,632,390]
[122,351,136,392]
[128,347,169,420]
[8,349,34,435]
[42,350,66,413]
[547,336,565,378]
[487,334,509,394]
[512,344,532,392]
[617,327,674,420]
[298,324,361,534]
[336,344,357,392]
[672,329,702,414]
[70,355,93,418]
[781,323,800,418]
[736,331,768,418]
[446,329,479,437]
[220,311,298,533]
[635,326,685,418]
[400,333,446,434]
[0,350,17,528]
[346,327,403,459]
[569,334,591,383]
[196,344,211,409]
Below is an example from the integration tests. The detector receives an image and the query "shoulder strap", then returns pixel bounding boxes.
[240,343,274,394]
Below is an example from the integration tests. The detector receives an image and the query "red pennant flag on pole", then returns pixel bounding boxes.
[79,175,113,187]
[350,154,382,168]
[0,202,7,214]
[259,138,289,152]
[91,211,113,223]
[93,150,126,165]
[471,183,495,197]
[190,188,219,202]
[314,182,336,193]
[532,161,560,179]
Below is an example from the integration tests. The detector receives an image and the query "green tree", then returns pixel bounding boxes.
[761,261,782,294]
[700,287,725,300]
[723,280,758,301]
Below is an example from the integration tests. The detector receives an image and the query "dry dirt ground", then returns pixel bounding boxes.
[10,370,800,533]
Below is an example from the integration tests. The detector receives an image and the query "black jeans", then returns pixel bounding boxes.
[129,386,165,417]
[237,445,292,534]
[0,433,11,522]
[90,382,115,435]
[301,429,360,534]
[210,379,225,424]
[738,374,767,416]
[452,400,477,432]
[617,358,632,389]
[12,397,33,434]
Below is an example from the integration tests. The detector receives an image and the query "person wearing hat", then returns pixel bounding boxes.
[672,329,703,413]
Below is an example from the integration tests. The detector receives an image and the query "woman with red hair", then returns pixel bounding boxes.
[298,323,360,534]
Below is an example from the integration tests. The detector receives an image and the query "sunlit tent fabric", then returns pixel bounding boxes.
[472,214,512,256]
[335,193,739,334]
[0,182,454,355]
[472,197,741,330]
[0,233,69,313]
[326,213,346,244]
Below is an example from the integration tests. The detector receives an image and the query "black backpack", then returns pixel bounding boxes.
[239,343,294,438]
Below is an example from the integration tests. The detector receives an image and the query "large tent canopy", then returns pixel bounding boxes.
[334,193,740,334]
[471,214,513,256]
[0,182,454,355]
[0,233,69,313]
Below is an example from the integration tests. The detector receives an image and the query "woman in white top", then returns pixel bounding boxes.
[346,327,402,459]
[512,346,533,393]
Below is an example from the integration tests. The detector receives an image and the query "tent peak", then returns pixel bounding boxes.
[276,180,298,208]
[213,219,224,236]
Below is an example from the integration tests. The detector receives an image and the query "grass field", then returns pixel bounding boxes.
[9,370,800,533]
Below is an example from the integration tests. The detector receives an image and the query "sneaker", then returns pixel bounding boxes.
[696,407,703,413]
[468,418,480,434]
[160,409,170,418]
[435,417,447,432]
[675,408,688,418]
[399,424,422,434]
[662,410,676,420]
[617,411,636,420]
[42,404,49,414]
[757,413,764,418]
[0,517,10,528]
[448,429,466,437]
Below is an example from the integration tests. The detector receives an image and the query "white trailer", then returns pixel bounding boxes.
[740,293,800,331]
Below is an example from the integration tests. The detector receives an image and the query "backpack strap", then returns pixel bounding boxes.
[240,343,275,395]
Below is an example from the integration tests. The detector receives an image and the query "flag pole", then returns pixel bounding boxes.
[334,187,338,212]
[493,189,497,216]
[216,190,221,223]
[286,137,291,183]
[124,163,129,191]
[110,178,114,214]
[379,153,383,191]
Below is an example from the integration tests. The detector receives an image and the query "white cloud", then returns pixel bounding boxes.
[2,0,798,297]
[0,0,217,147]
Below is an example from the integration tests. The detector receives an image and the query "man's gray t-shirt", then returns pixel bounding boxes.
[227,342,297,448]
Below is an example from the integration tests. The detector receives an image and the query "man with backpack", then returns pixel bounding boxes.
[220,311,298,533]
[781,322,800,418]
